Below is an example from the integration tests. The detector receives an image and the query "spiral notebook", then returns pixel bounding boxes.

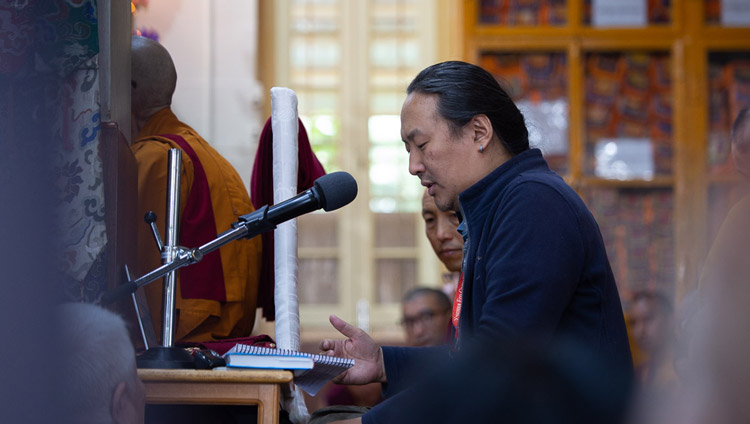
[223,344,354,396]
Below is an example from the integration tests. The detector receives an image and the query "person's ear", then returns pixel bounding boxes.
[471,114,493,150]
[111,381,129,424]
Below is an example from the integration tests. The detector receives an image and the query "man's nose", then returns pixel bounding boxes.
[408,151,424,176]
[436,218,455,241]
[411,320,427,336]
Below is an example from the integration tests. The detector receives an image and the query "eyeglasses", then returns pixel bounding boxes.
[400,308,449,328]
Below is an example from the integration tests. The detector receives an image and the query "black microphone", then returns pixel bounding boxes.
[237,171,358,236]
[101,172,357,305]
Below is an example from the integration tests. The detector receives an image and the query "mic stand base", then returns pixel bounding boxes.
[137,346,195,369]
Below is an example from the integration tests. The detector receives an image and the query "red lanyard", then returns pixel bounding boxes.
[451,272,464,340]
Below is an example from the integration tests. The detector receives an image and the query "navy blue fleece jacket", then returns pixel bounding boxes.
[363,149,632,423]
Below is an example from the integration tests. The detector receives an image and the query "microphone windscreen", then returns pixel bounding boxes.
[314,171,358,212]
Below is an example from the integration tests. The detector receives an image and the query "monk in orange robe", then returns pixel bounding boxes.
[130,36,262,343]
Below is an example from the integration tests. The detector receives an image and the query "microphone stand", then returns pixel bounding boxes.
[101,207,276,306]
[102,150,281,368]
[136,149,194,369]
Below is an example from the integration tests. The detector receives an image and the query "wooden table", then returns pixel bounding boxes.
[139,368,294,424]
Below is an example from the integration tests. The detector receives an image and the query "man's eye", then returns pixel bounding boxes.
[417,142,427,150]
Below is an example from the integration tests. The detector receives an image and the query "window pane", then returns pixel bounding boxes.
[297,91,338,114]
[370,90,406,114]
[293,0,338,5]
[292,0,340,24]
[291,69,341,88]
[369,92,409,115]
[367,0,426,214]
[370,39,421,68]
[291,13,338,33]
[369,114,401,145]
[369,115,421,213]
[300,114,340,171]
[374,213,416,248]
[299,258,339,304]
[372,1,418,33]
[370,73,414,90]
[298,212,338,248]
[375,258,417,303]
[290,37,341,69]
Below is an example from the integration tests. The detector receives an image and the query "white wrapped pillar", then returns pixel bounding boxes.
[270,87,309,423]
[271,87,301,352]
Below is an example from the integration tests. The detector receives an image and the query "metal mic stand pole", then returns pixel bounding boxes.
[100,205,275,306]
[137,149,195,369]
[163,148,180,349]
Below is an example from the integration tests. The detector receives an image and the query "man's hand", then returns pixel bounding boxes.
[319,315,387,385]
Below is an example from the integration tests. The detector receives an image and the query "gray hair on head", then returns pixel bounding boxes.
[402,286,452,312]
[57,302,137,423]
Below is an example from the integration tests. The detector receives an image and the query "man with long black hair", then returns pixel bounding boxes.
[318,61,633,423]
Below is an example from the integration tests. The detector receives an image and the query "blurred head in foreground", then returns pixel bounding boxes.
[58,302,145,424]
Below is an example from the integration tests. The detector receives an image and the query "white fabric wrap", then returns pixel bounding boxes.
[271,87,301,351]
[271,87,310,424]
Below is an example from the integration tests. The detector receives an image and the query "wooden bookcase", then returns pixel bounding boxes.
[460,1,750,301]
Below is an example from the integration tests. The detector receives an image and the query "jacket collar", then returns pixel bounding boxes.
[457,148,548,228]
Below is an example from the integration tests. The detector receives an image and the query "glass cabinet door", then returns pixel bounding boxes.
[481,51,570,174]
[478,0,567,26]
[582,0,672,26]
[582,187,674,298]
[584,51,672,180]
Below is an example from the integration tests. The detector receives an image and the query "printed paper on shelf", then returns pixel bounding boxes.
[592,0,646,27]
[722,0,750,27]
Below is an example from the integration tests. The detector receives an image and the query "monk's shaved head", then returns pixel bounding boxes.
[131,36,176,120]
